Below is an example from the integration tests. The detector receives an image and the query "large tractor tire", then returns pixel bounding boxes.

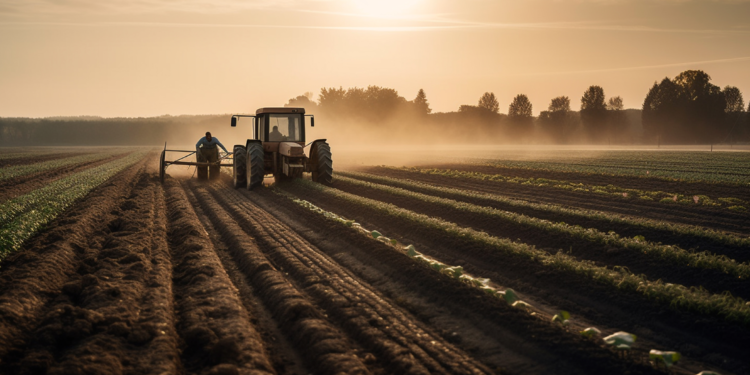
[233,145,247,188]
[245,142,265,190]
[311,141,333,185]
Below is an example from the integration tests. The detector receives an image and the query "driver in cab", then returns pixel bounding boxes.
[269,126,286,141]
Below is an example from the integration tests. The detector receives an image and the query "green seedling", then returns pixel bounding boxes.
[580,327,601,338]
[649,350,681,368]
[512,300,532,310]
[551,310,570,325]
[371,230,382,239]
[405,245,418,257]
[502,288,518,304]
[603,331,637,350]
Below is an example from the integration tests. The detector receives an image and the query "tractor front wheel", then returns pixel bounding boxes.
[246,142,265,190]
[233,145,247,188]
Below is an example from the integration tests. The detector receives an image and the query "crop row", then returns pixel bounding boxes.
[335,174,750,279]
[480,158,750,185]
[0,151,122,182]
[478,150,750,178]
[286,196,529,305]
[392,166,748,211]
[339,171,750,250]
[292,179,750,327]
[284,195,701,370]
[0,151,147,260]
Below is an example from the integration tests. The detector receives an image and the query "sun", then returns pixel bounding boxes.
[352,0,422,17]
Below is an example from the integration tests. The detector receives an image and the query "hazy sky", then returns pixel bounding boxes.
[1,0,748,117]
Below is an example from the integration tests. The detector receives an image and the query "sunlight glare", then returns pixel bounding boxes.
[352,0,422,17]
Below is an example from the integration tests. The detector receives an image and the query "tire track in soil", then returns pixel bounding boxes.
[0,151,134,202]
[238,184,666,375]
[330,179,750,301]
[359,167,750,235]
[2,163,181,374]
[345,171,749,263]
[192,180,491,375]
[181,181,311,375]
[164,178,276,375]
[283,183,748,375]
[0,154,150,365]
[184,179,374,375]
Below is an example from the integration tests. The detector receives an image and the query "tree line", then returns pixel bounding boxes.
[287,69,748,144]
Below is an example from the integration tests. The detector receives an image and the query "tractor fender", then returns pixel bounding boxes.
[307,139,328,157]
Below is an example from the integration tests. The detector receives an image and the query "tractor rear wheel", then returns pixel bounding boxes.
[246,142,265,190]
[233,145,247,188]
[311,141,333,185]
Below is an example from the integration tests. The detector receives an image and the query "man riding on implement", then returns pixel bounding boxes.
[196,131,229,180]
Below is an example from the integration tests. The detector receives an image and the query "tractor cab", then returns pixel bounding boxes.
[230,108,331,190]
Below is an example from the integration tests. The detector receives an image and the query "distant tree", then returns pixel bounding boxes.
[538,96,572,143]
[673,70,726,143]
[723,86,745,113]
[607,96,624,111]
[722,86,745,143]
[642,70,726,144]
[642,78,683,144]
[580,85,607,141]
[507,94,534,140]
[549,96,570,113]
[478,92,500,114]
[318,87,347,111]
[412,89,432,115]
[606,96,628,143]
[285,93,318,110]
[508,94,533,118]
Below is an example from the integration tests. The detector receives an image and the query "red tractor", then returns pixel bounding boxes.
[230,107,332,189]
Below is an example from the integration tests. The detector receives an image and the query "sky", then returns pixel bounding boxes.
[0,0,749,117]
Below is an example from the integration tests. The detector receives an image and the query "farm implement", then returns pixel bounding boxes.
[158,144,234,184]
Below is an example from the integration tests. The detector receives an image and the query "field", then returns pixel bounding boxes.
[0,147,748,375]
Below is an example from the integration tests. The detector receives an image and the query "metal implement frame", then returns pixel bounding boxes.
[159,142,233,183]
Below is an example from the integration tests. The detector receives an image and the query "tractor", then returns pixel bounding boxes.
[230,107,332,189]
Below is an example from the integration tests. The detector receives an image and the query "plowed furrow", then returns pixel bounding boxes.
[0,155,149,364]
[361,167,750,234]
[4,165,180,374]
[283,182,749,375]
[197,181,495,375]
[164,179,275,375]
[182,183,310,375]
[242,185,669,375]
[183,181,373,375]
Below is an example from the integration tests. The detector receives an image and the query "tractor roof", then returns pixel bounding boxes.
[255,107,306,115]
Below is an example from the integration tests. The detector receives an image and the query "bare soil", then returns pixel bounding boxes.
[0,153,744,375]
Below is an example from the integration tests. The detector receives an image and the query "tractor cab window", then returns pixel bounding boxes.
[268,114,302,142]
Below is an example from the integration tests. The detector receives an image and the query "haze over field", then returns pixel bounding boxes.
[1,0,749,118]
